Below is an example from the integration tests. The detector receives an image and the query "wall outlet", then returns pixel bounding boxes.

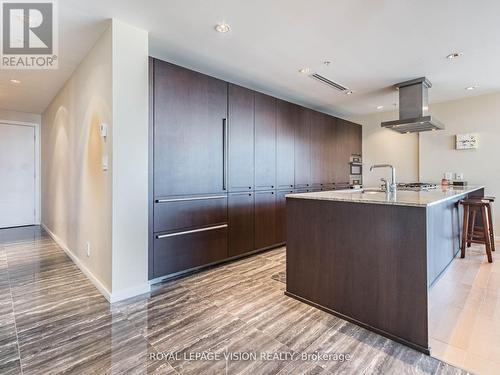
[102,154,108,171]
[86,242,91,257]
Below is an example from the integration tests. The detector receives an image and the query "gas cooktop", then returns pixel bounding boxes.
[397,183,439,191]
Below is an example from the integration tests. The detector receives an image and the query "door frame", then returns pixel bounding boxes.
[0,119,41,226]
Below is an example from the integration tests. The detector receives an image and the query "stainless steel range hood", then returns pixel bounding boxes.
[381,77,444,133]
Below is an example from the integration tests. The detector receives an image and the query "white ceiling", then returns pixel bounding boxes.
[2,0,500,117]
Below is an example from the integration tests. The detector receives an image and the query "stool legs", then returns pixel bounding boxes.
[461,204,470,258]
[481,205,493,263]
[467,209,477,248]
[487,205,495,252]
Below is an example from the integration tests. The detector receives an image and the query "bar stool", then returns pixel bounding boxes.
[460,198,495,263]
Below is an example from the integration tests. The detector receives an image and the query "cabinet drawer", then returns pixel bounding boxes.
[153,224,228,277]
[154,195,227,232]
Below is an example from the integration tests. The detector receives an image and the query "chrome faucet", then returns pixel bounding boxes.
[370,164,397,193]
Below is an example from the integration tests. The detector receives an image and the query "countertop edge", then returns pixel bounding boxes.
[285,186,485,207]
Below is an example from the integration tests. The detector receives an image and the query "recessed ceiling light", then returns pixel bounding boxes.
[10,79,21,84]
[214,23,230,33]
[465,85,478,91]
[376,105,384,110]
[345,90,354,95]
[446,52,463,60]
[298,67,311,74]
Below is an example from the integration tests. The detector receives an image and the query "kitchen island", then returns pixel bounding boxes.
[285,186,484,354]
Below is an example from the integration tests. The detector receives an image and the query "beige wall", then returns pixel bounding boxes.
[352,92,500,233]
[42,24,113,291]
[41,19,149,301]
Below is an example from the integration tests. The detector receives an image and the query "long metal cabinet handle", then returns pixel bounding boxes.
[156,196,226,203]
[222,118,228,190]
[156,224,228,239]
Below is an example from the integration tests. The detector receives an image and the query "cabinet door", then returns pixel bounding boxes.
[276,100,296,189]
[333,119,351,185]
[294,108,311,187]
[255,92,277,190]
[228,192,255,257]
[276,190,293,244]
[310,111,332,187]
[255,190,277,249]
[228,84,254,192]
[153,60,227,197]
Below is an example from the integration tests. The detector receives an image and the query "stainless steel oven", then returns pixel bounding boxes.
[349,154,362,187]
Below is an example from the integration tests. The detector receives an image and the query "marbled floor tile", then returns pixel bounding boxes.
[15,296,112,353]
[168,324,294,375]
[0,318,21,375]
[276,360,329,375]
[258,247,286,264]
[0,227,470,375]
[20,313,150,375]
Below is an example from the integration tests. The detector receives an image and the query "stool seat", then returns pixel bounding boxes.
[460,198,495,263]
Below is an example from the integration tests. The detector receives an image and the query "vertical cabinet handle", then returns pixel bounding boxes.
[222,118,228,190]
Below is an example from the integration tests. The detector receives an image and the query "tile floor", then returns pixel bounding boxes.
[429,240,500,375]
[0,226,468,374]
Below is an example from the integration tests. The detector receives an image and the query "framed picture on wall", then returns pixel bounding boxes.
[456,133,478,150]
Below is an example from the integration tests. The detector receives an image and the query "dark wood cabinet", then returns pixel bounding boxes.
[153,60,227,197]
[150,57,363,280]
[228,84,254,192]
[153,225,228,277]
[333,119,362,185]
[255,190,277,249]
[154,196,227,233]
[276,100,296,189]
[254,92,276,190]
[333,119,351,184]
[228,192,254,257]
[311,111,333,187]
[276,190,293,244]
[294,108,311,188]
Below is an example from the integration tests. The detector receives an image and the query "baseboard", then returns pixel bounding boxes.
[109,283,151,303]
[41,223,113,302]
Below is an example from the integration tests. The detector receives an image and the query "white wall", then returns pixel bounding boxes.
[0,109,41,124]
[350,111,419,186]
[352,92,500,233]
[42,24,114,292]
[41,19,149,302]
[110,20,149,300]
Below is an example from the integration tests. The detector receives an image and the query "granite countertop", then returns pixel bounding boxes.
[286,185,484,207]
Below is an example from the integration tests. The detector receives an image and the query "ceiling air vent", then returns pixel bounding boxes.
[310,73,349,92]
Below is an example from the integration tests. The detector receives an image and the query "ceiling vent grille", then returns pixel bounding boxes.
[310,73,349,92]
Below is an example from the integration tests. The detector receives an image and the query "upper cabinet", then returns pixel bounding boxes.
[310,111,335,187]
[254,92,277,190]
[228,84,255,192]
[276,100,297,189]
[334,118,362,184]
[294,107,312,187]
[153,60,228,197]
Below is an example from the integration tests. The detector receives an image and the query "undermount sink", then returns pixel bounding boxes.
[362,188,386,194]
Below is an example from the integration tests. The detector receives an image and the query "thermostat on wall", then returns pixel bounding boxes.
[456,133,478,150]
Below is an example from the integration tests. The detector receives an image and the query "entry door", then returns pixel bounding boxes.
[0,123,35,228]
